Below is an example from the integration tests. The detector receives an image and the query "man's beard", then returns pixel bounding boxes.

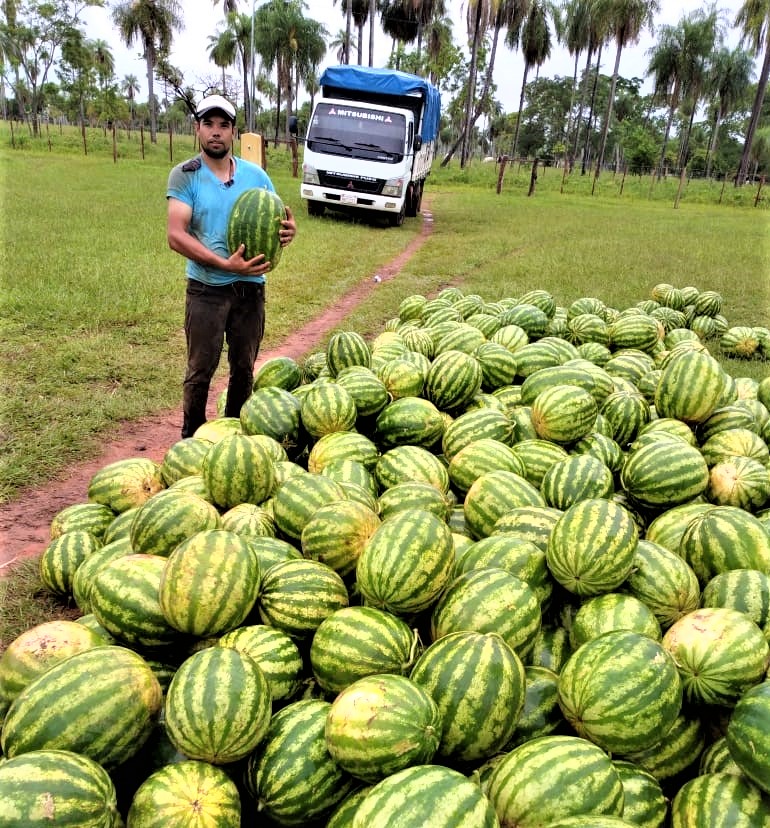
[202,144,229,159]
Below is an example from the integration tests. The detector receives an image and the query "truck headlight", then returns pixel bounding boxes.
[382,178,404,197]
[303,165,320,185]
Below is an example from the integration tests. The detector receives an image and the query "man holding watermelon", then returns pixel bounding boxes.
[167,94,297,438]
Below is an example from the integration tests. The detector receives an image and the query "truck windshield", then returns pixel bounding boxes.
[307,103,406,162]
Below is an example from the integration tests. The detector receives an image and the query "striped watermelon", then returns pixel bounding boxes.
[0,620,106,707]
[1,645,162,769]
[702,569,770,639]
[39,530,102,597]
[707,455,770,510]
[301,498,380,576]
[620,439,709,509]
[448,438,525,495]
[87,457,165,513]
[246,699,357,825]
[662,607,770,705]
[127,759,241,827]
[475,341,519,389]
[220,501,276,539]
[464,469,546,540]
[271,472,347,540]
[90,553,180,648]
[217,624,303,702]
[540,454,614,510]
[351,764,499,828]
[625,540,700,629]
[491,503,563,549]
[410,630,525,763]
[546,498,638,596]
[431,568,541,661]
[377,356,425,399]
[441,407,514,460]
[558,630,682,753]
[310,605,420,695]
[159,437,212,486]
[374,396,445,449]
[128,489,220,557]
[378,481,452,521]
[612,760,668,828]
[700,736,742,776]
[599,389,650,447]
[325,674,442,782]
[226,186,285,269]
[164,646,272,764]
[454,533,552,605]
[356,508,454,616]
[159,528,261,637]
[654,348,727,424]
[306,430,380,474]
[375,444,450,493]
[531,384,598,444]
[0,749,120,828]
[300,381,358,438]
[678,505,770,584]
[509,439,570,488]
[568,593,661,649]
[670,772,770,828]
[725,679,770,795]
[486,734,624,827]
[326,330,371,376]
[240,386,303,452]
[201,432,275,509]
[256,558,349,637]
[423,349,483,411]
[253,355,302,390]
[49,501,115,541]
[334,366,390,418]
[622,711,706,782]
[529,625,572,672]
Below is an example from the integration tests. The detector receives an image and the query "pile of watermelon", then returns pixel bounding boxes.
[1,283,770,827]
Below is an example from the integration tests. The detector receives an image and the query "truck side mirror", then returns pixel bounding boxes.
[413,135,422,151]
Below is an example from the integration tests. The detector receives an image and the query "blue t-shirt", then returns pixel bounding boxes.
[166,154,276,286]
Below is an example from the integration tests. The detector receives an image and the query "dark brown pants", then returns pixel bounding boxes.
[181,279,265,438]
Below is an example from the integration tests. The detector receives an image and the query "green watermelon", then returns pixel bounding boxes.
[670,772,770,827]
[725,679,770,795]
[226,186,285,269]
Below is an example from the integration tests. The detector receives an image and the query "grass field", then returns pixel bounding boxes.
[1,123,769,649]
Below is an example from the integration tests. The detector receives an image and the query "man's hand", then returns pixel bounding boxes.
[227,246,270,275]
[279,205,297,248]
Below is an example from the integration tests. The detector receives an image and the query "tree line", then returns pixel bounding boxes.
[1,0,768,185]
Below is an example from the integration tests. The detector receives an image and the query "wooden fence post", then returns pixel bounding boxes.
[112,122,117,164]
[673,164,687,209]
[755,176,765,208]
[140,125,145,160]
[528,157,539,197]
[496,155,508,194]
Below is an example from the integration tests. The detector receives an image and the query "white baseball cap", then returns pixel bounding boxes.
[196,94,236,121]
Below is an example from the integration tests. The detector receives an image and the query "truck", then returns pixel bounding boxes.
[300,65,441,227]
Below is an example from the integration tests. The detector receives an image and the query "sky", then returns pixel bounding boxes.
[79,0,751,116]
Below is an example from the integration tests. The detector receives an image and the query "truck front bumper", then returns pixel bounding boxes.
[301,185,404,215]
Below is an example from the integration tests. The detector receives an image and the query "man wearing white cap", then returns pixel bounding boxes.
[167,94,296,438]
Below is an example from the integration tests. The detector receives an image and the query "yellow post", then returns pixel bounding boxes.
[240,132,265,168]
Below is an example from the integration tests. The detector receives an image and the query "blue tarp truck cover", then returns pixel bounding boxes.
[318,65,441,143]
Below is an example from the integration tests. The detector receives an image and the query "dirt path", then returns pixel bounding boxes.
[0,210,435,574]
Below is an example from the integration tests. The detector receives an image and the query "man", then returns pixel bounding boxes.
[167,94,297,438]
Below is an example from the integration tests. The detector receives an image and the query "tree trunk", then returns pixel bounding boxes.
[656,78,680,181]
[146,47,157,144]
[572,45,594,161]
[345,0,353,65]
[511,64,530,160]
[581,43,602,175]
[737,40,770,186]
[705,108,722,179]
[564,50,580,156]
[595,38,622,180]
[368,0,375,66]
[460,0,484,168]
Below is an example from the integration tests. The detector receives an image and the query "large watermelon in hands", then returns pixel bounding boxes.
[227,187,285,270]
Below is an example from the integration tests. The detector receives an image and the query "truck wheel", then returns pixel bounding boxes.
[307,200,324,217]
[414,181,424,213]
[388,203,405,227]
[405,182,418,218]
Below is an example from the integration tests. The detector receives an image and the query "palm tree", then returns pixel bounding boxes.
[734,0,770,184]
[207,29,235,95]
[208,13,253,125]
[212,0,239,14]
[91,39,115,93]
[647,21,685,178]
[560,0,593,159]
[509,0,552,160]
[111,0,184,143]
[330,28,352,63]
[675,7,721,171]
[704,45,754,176]
[122,74,141,125]
[591,0,659,177]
